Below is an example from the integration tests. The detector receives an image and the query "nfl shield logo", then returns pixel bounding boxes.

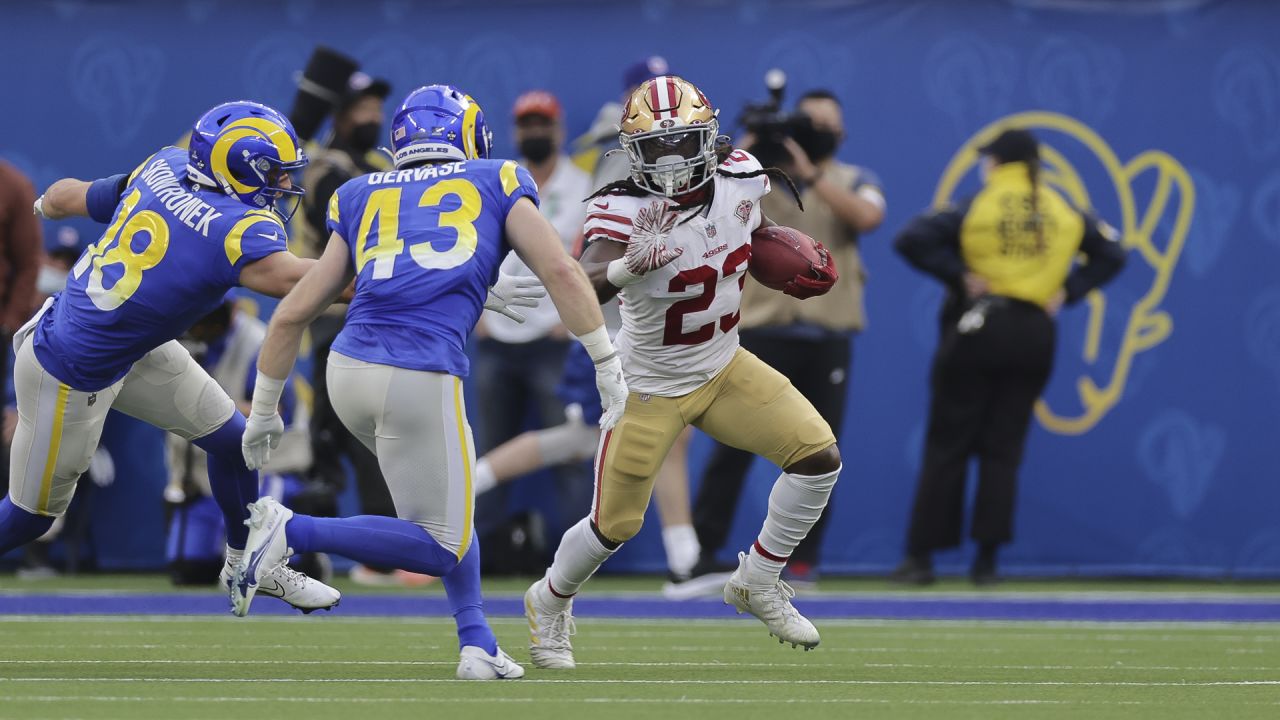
[735,200,753,225]
[705,223,717,238]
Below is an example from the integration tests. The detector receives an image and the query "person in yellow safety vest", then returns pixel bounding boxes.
[891,128,1127,586]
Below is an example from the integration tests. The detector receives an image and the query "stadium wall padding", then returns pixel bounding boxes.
[2,0,1277,576]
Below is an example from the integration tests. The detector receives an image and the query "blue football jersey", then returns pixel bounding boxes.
[327,159,539,377]
[33,147,290,391]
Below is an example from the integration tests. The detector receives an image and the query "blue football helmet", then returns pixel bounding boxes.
[187,101,308,221]
[389,85,492,168]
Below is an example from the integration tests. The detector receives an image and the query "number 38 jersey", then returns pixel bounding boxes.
[584,150,771,397]
[34,147,290,392]
[327,159,538,378]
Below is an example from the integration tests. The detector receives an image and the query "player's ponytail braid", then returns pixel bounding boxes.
[1027,158,1045,252]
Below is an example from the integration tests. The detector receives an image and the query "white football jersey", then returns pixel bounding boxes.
[583,150,771,396]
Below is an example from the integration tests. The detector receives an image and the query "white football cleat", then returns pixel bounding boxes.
[220,555,340,615]
[723,552,820,650]
[456,645,526,680]
[230,497,302,617]
[524,578,577,669]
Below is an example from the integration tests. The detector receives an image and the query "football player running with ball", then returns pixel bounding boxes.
[2,102,339,611]
[525,75,842,667]
[234,85,627,680]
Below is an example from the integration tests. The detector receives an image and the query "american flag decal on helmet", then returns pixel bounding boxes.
[648,76,681,119]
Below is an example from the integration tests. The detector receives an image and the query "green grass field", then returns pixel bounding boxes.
[2,575,1279,719]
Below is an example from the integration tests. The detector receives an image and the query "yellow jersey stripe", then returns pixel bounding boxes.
[225,212,284,266]
[36,384,71,515]
[452,376,473,560]
[500,161,520,196]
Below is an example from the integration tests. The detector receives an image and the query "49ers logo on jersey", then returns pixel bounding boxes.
[735,200,754,225]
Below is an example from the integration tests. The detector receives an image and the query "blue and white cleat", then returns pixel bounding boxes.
[230,498,339,617]
[456,645,526,680]
[220,551,340,616]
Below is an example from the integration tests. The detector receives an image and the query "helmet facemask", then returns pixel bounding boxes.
[622,118,719,197]
[257,157,308,222]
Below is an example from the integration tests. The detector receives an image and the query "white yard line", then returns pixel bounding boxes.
[4,659,1279,671]
[3,614,1280,633]
[2,695,1276,707]
[3,677,1279,686]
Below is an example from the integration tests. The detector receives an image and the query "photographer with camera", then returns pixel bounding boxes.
[672,81,884,597]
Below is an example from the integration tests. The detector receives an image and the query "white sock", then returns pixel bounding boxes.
[473,458,497,495]
[744,465,841,585]
[662,524,701,577]
[545,517,617,609]
[224,546,243,565]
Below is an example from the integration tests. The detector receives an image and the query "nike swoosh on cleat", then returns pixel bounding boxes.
[241,519,284,590]
[257,578,286,597]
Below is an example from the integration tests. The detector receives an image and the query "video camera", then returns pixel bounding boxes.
[736,69,814,169]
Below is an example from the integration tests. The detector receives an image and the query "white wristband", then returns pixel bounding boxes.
[606,258,643,288]
[251,371,286,418]
[573,325,616,364]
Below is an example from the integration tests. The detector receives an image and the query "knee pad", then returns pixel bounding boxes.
[596,511,644,544]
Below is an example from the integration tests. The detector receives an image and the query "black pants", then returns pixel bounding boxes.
[309,314,396,518]
[905,298,1055,555]
[692,330,851,566]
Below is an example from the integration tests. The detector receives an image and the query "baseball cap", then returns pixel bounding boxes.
[513,90,562,121]
[622,56,670,91]
[46,225,85,258]
[338,71,392,112]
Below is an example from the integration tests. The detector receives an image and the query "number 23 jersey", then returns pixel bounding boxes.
[584,150,771,397]
[327,159,538,377]
[34,147,289,392]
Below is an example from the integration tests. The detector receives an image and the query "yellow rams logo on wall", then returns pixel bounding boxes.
[934,111,1194,435]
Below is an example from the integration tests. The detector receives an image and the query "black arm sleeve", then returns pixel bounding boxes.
[893,200,970,290]
[1063,214,1127,304]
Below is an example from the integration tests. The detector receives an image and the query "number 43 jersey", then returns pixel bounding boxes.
[34,147,290,392]
[327,159,538,378]
[584,150,771,397]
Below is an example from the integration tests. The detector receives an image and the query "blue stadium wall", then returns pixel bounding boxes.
[2,0,1276,576]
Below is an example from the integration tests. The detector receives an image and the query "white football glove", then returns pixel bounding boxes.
[484,272,547,323]
[607,201,682,287]
[594,354,628,431]
[241,410,284,471]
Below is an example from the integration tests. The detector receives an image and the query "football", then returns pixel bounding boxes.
[748,226,823,290]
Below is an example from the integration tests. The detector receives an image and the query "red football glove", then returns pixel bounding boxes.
[783,240,838,299]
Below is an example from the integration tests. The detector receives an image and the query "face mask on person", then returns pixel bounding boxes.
[519,136,555,164]
[36,266,68,295]
[793,125,840,162]
[348,122,382,153]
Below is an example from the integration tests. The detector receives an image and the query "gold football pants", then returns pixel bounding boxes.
[592,348,835,543]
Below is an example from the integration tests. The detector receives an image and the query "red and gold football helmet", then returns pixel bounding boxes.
[619,75,720,196]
